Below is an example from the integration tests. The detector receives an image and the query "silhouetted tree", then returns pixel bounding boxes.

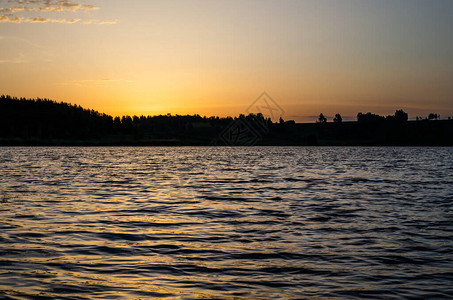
[428,113,439,120]
[333,113,342,123]
[357,112,385,122]
[394,109,408,122]
[317,113,327,123]
[0,95,114,140]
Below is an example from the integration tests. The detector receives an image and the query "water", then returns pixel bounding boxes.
[0,147,452,299]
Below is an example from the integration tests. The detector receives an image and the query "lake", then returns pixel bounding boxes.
[0,147,452,299]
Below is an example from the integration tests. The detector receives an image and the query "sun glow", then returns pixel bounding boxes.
[1,0,452,121]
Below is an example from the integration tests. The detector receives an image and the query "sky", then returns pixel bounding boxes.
[0,0,452,122]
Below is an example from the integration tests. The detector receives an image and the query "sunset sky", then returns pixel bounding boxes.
[1,0,452,122]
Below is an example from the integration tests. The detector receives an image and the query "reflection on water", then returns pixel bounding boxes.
[0,147,452,299]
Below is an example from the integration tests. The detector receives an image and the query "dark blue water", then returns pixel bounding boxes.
[0,147,452,299]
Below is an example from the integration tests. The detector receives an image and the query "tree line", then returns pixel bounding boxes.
[1,95,452,145]
[317,110,447,123]
[0,95,275,142]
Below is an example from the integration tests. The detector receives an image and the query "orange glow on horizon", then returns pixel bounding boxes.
[1,0,452,122]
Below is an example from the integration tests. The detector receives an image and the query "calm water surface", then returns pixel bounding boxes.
[0,147,452,299]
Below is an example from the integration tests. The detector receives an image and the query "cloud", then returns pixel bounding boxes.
[0,0,115,24]
[0,15,23,23]
[82,4,98,11]
[0,14,81,23]
[98,19,117,25]
[24,17,81,23]
[82,19,117,25]
[0,6,26,13]
[25,16,49,22]
[9,0,100,13]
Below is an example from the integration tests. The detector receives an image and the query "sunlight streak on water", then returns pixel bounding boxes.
[0,147,452,299]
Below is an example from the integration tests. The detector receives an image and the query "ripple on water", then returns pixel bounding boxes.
[0,146,452,299]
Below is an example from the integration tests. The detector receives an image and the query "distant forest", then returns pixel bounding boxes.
[1,95,452,146]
